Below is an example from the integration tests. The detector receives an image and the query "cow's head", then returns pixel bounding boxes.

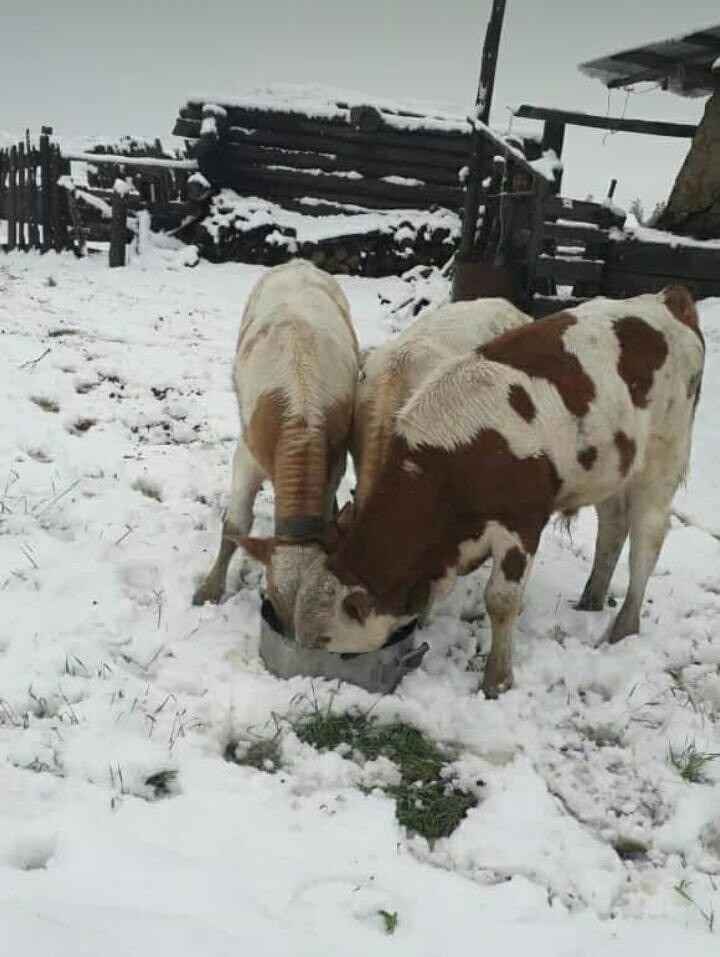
[293,506,430,652]
[231,535,323,636]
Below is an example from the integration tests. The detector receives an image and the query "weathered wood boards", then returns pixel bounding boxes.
[0,132,71,253]
[173,95,485,213]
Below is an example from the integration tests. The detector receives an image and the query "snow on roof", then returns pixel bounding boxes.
[580,23,720,97]
[186,83,472,135]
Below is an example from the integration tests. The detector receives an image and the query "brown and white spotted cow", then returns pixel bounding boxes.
[193,260,359,631]
[293,286,704,697]
[352,298,530,509]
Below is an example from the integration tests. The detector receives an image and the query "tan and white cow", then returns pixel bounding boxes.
[352,298,531,508]
[193,260,359,631]
[294,286,704,697]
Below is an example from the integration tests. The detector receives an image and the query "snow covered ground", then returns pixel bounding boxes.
[1,249,719,956]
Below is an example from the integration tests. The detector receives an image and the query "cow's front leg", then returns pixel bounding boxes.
[193,439,264,605]
[482,535,534,698]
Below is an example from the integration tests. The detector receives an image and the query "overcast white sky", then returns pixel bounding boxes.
[2,0,717,211]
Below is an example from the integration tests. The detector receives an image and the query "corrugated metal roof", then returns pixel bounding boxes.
[580,24,720,97]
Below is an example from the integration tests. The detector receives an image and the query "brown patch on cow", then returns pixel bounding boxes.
[577,446,597,471]
[501,547,527,583]
[508,384,536,422]
[479,313,595,418]
[246,389,353,520]
[614,316,669,408]
[663,285,704,344]
[614,431,636,476]
[329,429,561,616]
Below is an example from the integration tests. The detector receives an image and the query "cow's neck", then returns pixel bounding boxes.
[272,423,328,521]
[333,442,459,607]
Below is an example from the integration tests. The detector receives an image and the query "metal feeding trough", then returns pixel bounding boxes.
[259,598,428,694]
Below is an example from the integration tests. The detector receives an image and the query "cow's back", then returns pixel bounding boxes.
[353,298,530,504]
[235,261,359,431]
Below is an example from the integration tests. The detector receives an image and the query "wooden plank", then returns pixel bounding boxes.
[174,112,471,157]
[39,133,53,251]
[7,146,17,251]
[514,104,696,139]
[51,149,70,251]
[27,142,40,249]
[542,220,609,247]
[606,239,720,282]
[211,163,463,209]
[178,103,471,152]
[535,255,604,283]
[175,118,472,174]
[17,142,27,250]
[109,189,127,266]
[220,140,463,187]
[603,269,720,300]
[532,295,587,318]
[545,194,625,227]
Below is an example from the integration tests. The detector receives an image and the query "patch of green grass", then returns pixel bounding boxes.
[668,742,720,784]
[378,909,398,935]
[292,706,477,841]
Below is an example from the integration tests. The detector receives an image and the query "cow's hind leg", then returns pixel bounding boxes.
[605,460,681,644]
[193,439,264,605]
[482,531,534,698]
[577,493,629,611]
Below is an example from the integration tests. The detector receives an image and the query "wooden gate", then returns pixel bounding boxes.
[0,129,71,252]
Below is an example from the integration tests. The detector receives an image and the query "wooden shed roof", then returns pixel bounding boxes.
[580,24,720,96]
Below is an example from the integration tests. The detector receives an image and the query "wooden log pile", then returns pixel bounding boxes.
[190,192,458,277]
[172,92,480,214]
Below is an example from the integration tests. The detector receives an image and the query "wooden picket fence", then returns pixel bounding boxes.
[0,128,72,252]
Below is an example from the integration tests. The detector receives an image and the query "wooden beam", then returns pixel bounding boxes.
[476,0,507,125]
[456,0,508,264]
[514,104,696,138]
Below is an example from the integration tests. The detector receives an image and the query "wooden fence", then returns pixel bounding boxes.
[1,129,200,265]
[0,129,71,252]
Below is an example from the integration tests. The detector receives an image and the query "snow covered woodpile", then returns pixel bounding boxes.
[192,192,459,276]
[172,86,540,273]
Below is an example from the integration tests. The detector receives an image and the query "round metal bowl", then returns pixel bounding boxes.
[259,599,428,694]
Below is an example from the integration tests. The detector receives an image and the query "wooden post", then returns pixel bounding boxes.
[476,0,507,126]
[17,141,27,250]
[27,131,39,248]
[453,0,508,299]
[7,145,17,251]
[39,129,53,251]
[109,183,127,267]
[541,118,565,193]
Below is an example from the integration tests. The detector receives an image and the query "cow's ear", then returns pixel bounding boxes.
[405,579,431,617]
[228,535,276,566]
[342,590,373,625]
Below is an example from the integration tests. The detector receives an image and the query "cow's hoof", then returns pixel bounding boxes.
[575,589,604,612]
[604,613,639,645]
[482,666,514,699]
[192,579,223,606]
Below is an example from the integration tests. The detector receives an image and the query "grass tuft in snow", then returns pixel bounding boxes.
[668,742,720,784]
[378,909,399,935]
[239,703,478,841]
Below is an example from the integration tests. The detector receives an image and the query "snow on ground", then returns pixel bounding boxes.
[1,250,719,956]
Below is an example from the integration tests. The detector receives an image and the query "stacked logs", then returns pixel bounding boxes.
[190,193,458,277]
